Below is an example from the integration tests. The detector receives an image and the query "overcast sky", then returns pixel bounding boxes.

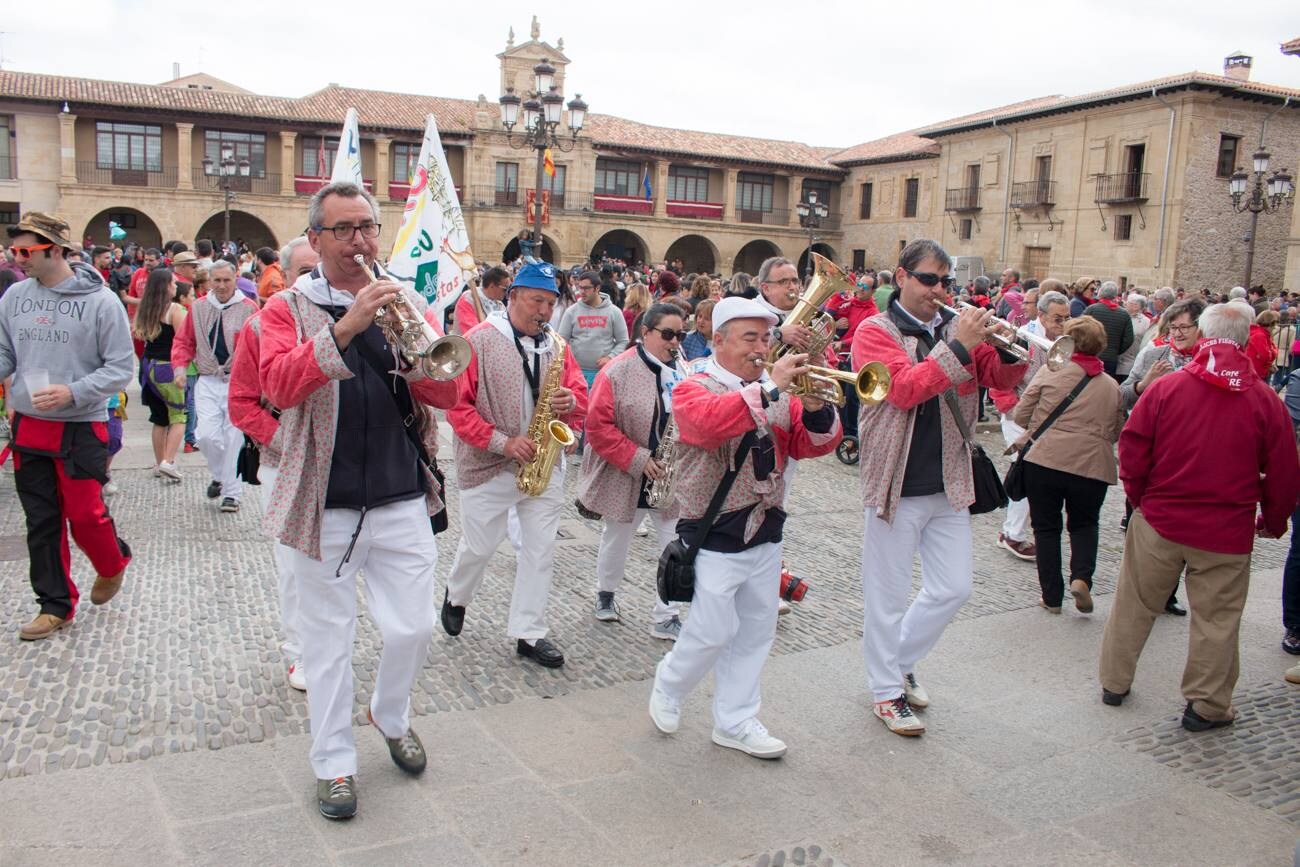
[3,0,1298,148]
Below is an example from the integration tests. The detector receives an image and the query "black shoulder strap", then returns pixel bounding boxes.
[1018,373,1092,457]
[682,429,758,563]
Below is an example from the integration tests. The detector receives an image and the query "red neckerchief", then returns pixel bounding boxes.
[1071,352,1104,376]
[1096,297,1120,310]
[1182,338,1255,392]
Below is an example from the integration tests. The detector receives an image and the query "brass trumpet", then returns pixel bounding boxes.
[941,302,1074,371]
[758,359,892,406]
[354,254,472,380]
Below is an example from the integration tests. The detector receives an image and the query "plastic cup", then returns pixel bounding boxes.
[23,368,50,395]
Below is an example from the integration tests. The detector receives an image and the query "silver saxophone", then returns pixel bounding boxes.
[644,349,682,510]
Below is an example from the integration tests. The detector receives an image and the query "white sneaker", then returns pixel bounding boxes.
[711,719,786,759]
[152,465,162,478]
[903,673,930,709]
[649,661,680,734]
[157,461,182,482]
[777,599,792,616]
[874,696,926,736]
[102,480,120,496]
[288,661,307,692]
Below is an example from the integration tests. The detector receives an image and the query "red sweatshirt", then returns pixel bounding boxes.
[228,312,279,447]
[824,294,879,344]
[1120,338,1300,553]
[1245,324,1276,380]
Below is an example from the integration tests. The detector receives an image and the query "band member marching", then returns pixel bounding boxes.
[442,261,588,668]
[577,303,689,639]
[259,181,461,820]
[649,297,841,758]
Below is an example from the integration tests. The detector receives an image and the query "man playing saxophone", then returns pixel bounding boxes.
[577,303,688,639]
[443,261,588,669]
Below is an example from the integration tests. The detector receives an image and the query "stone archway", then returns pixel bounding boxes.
[664,234,719,275]
[502,234,558,264]
[732,239,781,278]
[195,210,278,252]
[590,229,650,267]
[82,207,163,249]
[797,242,839,278]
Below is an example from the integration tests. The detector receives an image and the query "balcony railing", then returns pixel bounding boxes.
[0,154,15,181]
[77,162,177,188]
[737,207,789,226]
[191,169,282,196]
[594,193,653,215]
[944,187,981,211]
[1094,172,1149,204]
[293,176,374,196]
[1010,179,1056,208]
[666,200,724,220]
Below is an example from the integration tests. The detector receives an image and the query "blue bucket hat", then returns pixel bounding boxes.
[511,261,559,294]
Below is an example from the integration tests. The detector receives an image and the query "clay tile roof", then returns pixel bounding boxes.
[583,113,845,173]
[295,85,478,135]
[825,131,941,166]
[1282,37,1300,56]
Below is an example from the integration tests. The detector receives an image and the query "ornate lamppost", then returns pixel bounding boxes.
[202,144,250,253]
[795,189,829,279]
[499,60,587,260]
[1228,148,1293,287]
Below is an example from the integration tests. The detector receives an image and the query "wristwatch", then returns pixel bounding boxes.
[772,327,783,344]
[763,382,782,403]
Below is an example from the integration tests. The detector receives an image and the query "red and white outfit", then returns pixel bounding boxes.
[577,345,684,624]
[453,289,504,336]
[445,313,588,641]
[172,291,258,503]
[227,310,301,675]
[259,273,457,780]
[988,345,1050,546]
[654,359,840,734]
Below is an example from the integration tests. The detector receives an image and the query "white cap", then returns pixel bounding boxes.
[712,296,779,332]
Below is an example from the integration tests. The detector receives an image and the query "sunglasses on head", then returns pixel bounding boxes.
[905,269,956,289]
[651,327,686,342]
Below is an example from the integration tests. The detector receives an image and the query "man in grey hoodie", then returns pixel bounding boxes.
[558,270,629,391]
[0,213,134,640]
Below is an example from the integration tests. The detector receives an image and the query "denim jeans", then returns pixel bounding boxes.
[184,379,197,445]
[1282,500,1300,632]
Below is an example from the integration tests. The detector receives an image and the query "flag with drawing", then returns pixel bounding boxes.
[387,114,475,320]
[330,107,363,186]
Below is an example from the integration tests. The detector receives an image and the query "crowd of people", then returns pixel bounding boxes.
[2,199,1298,822]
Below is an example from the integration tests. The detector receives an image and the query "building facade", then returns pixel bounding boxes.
[0,27,1297,290]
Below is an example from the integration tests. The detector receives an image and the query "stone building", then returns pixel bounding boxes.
[0,24,1296,290]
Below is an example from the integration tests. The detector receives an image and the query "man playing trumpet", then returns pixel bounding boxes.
[649,297,841,758]
[443,262,588,669]
[259,181,459,820]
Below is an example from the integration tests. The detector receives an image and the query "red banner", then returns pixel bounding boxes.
[525,189,551,225]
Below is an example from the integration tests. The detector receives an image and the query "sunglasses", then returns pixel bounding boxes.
[651,328,687,342]
[9,243,55,258]
[906,269,956,290]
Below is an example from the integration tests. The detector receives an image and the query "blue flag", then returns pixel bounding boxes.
[642,170,652,201]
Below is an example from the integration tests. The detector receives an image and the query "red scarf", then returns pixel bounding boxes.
[1096,297,1120,311]
[1182,338,1254,391]
[1071,352,1104,376]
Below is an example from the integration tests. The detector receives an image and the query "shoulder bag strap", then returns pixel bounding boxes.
[682,429,758,564]
[1017,373,1092,458]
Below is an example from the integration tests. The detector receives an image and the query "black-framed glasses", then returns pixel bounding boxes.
[652,328,687,342]
[314,222,382,241]
[906,269,956,289]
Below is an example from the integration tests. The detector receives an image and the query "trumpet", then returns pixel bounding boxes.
[940,302,1073,371]
[758,359,892,406]
[354,254,472,380]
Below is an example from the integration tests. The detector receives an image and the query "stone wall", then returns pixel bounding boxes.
[838,158,940,274]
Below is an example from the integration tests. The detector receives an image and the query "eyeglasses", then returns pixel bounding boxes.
[1044,315,1069,326]
[9,243,55,258]
[905,269,957,290]
[1168,324,1197,334]
[314,222,382,241]
[652,328,687,342]
[765,277,801,287]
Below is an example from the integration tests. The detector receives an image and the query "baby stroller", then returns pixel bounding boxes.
[834,350,860,465]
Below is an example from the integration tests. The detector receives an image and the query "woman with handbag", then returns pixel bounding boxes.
[1011,316,1125,614]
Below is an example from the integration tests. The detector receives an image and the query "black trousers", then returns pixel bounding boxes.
[1024,461,1109,607]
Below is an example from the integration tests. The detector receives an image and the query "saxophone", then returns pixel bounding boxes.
[516,325,577,496]
[644,350,682,509]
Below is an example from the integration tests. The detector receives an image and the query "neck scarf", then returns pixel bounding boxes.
[1183,338,1255,391]
[1071,352,1104,376]
[1097,296,1120,311]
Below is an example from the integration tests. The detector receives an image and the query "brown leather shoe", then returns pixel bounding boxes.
[91,570,126,605]
[1069,579,1094,613]
[19,613,69,641]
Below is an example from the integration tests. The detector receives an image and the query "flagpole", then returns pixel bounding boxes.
[532,141,546,257]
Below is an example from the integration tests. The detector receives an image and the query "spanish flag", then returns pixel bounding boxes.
[543,148,556,178]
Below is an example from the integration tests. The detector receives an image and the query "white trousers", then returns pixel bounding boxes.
[195,376,244,501]
[259,467,301,662]
[446,466,564,640]
[861,493,973,703]
[290,497,437,779]
[657,541,781,734]
[1000,414,1031,542]
[595,507,681,623]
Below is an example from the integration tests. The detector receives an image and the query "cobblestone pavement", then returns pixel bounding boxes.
[1115,681,1300,826]
[0,426,1292,787]
[721,844,839,867]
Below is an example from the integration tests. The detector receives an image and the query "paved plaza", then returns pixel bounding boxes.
[0,390,1297,865]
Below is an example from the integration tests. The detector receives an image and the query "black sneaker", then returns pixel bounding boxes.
[1102,688,1129,707]
[594,591,620,622]
[206,480,222,499]
[219,497,239,513]
[1283,628,1300,656]
[1181,701,1234,732]
[368,708,426,775]
[1164,598,1187,616]
[440,589,465,636]
[316,775,357,820]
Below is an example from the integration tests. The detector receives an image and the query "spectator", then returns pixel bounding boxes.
[1083,281,1134,379]
[873,270,893,311]
[0,268,21,299]
[1275,309,1299,387]
[1245,307,1278,380]
[599,265,623,309]
[171,251,200,296]
[559,269,629,392]
[1013,316,1125,614]
[1070,277,1098,317]
[967,275,993,309]
[1228,286,1247,302]
[681,298,715,361]
[133,268,188,481]
[655,270,681,302]
[91,246,112,283]
[1020,287,1040,335]
[996,268,1024,325]
[548,269,576,329]
[1100,302,1300,729]
[195,239,215,270]
[126,247,163,337]
[255,247,284,301]
[622,282,651,336]
[454,265,509,336]
[1116,293,1150,378]
[823,274,879,348]
[1281,371,1300,656]
[1249,286,1268,315]
[687,274,712,311]
[729,271,754,298]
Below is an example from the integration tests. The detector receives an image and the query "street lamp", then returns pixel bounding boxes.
[795,189,830,279]
[1227,147,1294,287]
[202,143,251,254]
[499,59,588,261]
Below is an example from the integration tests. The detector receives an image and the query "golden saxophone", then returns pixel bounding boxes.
[643,349,682,509]
[516,324,577,496]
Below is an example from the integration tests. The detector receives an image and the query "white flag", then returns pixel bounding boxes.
[330,108,363,186]
[387,114,475,321]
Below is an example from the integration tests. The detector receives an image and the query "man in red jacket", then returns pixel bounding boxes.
[1100,302,1300,731]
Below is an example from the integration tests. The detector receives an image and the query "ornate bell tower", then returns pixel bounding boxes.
[497,16,571,99]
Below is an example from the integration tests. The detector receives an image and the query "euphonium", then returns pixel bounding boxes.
[768,252,854,405]
[939,301,1074,371]
[354,254,472,380]
[516,325,577,497]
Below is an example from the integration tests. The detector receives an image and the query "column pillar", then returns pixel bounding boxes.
[175,122,194,190]
[654,159,668,217]
[279,131,297,196]
[788,175,806,227]
[374,136,392,203]
[723,168,738,222]
[59,113,77,184]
